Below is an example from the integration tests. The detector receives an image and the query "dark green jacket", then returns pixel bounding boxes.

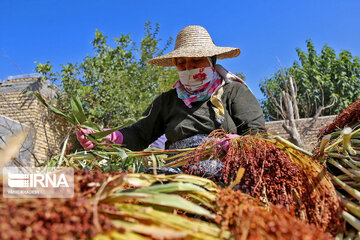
[121,81,265,150]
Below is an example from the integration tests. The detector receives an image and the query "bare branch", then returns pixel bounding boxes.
[320,83,325,107]
[301,97,337,136]
[266,86,286,119]
[289,76,300,119]
[281,90,304,147]
[282,91,290,119]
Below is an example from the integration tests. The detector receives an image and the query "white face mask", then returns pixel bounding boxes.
[178,67,216,92]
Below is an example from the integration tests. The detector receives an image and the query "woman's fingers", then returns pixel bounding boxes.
[76,129,95,150]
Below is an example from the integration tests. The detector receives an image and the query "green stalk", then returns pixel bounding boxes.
[328,153,360,161]
[163,149,212,168]
[348,169,360,178]
[340,158,360,171]
[344,228,356,240]
[335,233,343,240]
[351,139,360,146]
[342,211,360,232]
[113,203,228,239]
[274,136,312,156]
[94,230,151,240]
[110,220,188,239]
[122,173,219,192]
[332,175,360,201]
[57,131,71,167]
[163,151,192,162]
[105,192,215,219]
[325,137,344,153]
[319,134,331,155]
[351,127,360,137]
[324,127,360,153]
[338,182,360,188]
[331,131,360,139]
[337,174,354,181]
[328,159,357,179]
[343,127,357,156]
[183,192,215,210]
[340,197,360,219]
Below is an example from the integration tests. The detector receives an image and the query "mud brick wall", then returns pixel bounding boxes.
[265,115,337,151]
[0,74,70,165]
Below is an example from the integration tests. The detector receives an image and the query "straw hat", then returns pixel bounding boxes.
[148,25,241,67]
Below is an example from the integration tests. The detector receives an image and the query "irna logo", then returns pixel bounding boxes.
[8,172,70,188]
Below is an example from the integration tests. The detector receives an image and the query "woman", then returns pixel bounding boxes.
[77,25,265,159]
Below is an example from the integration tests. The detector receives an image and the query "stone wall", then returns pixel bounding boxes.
[265,115,337,151]
[0,74,70,165]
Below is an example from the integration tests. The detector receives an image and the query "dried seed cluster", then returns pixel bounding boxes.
[183,133,343,234]
[0,170,121,240]
[215,188,334,240]
[318,99,360,138]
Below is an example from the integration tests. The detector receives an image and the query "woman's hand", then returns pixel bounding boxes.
[76,128,123,150]
[215,134,241,152]
[76,128,96,150]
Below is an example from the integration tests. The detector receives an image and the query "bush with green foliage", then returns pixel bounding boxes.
[35,22,178,127]
[260,39,360,120]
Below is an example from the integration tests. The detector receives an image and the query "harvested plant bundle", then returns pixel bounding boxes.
[43,147,193,173]
[168,131,342,233]
[0,170,229,240]
[0,170,117,240]
[315,98,360,237]
[318,99,360,139]
[215,188,333,240]
[34,93,199,173]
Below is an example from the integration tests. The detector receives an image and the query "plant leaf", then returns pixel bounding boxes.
[32,91,77,125]
[113,146,128,160]
[104,192,215,219]
[112,203,229,239]
[129,182,207,194]
[70,95,87,124]
[81,122,102,132]
[112,220,188,239]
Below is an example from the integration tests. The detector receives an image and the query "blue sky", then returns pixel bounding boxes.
[1,0,359,101]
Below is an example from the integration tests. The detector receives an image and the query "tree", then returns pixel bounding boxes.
[260,40,360,147]
[261,40,360,121]
[35,22,178,127]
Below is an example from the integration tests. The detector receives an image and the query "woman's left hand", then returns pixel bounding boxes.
[215,134,241,152]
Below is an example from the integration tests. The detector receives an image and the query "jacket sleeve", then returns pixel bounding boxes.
[120,94,166,151]
[227,82,266,135]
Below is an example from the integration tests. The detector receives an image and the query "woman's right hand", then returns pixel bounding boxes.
[76,128,96,150]
[76,128,124,150]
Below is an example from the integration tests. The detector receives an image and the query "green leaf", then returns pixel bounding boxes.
[106,192,215,219]
[80,121,102,132]
[113,146,128,160]
[32,91,77,125]
[89,119,136,139]
[70,95,87,124]
[130,182,207,194]
[112,204,229,239]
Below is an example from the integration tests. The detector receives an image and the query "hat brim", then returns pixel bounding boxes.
[148,46,241,67]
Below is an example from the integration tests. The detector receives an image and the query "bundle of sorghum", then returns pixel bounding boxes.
[215,188,333,240]
[318,99,360,139]
[0,170,118,240]
[181,131,343,234]
[0,170,229,240]
[315,99,360,237]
